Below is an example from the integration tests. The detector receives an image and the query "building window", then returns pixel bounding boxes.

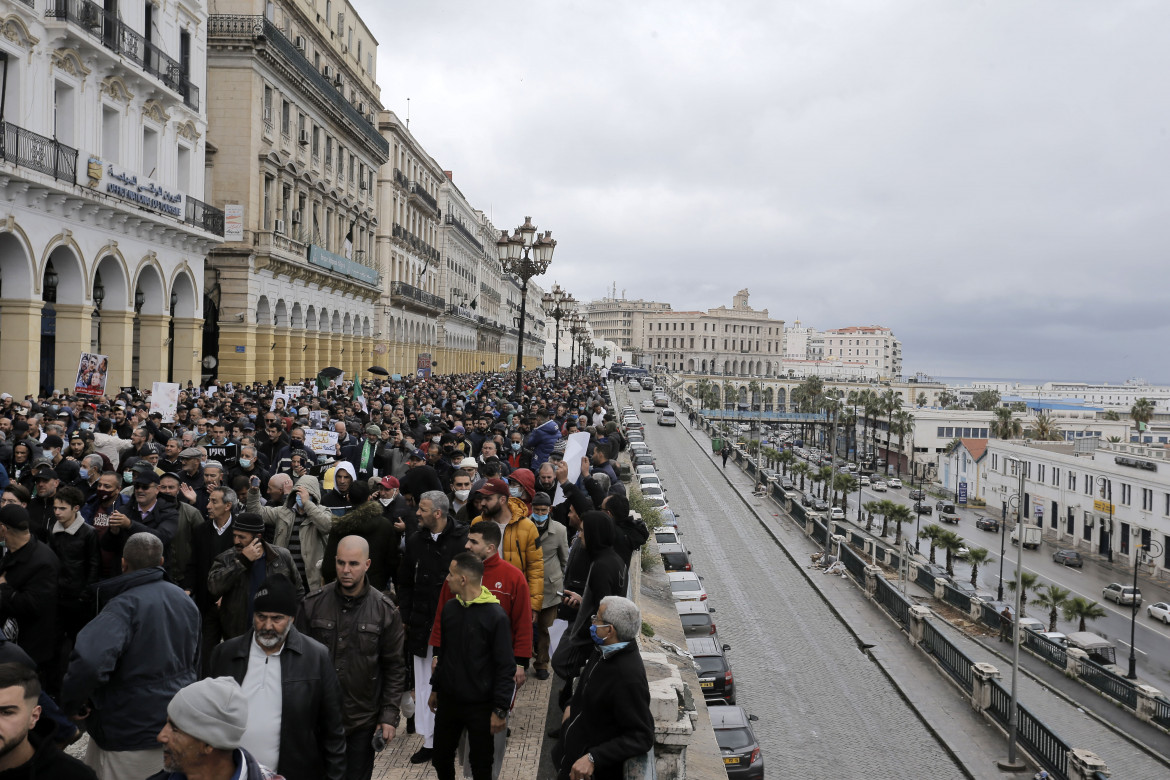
[325,137,333,167]
[53,81,76,147]
[142,125,159,177]
[102,105,120,164]
[176,144,191,192]
[312,125,320,157]
[281,101,291,135]
[1121,483,1132,506]
[263,175,273,229]
[1141,488,1153,511]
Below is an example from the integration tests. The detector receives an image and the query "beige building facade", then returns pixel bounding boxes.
[823,325,903,380]
[640,289,785,376]
[204,0,386,383]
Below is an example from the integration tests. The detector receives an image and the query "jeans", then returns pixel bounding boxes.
[432,697,494,780]
[345,726,376,780]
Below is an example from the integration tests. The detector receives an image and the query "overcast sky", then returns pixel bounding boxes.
[365,1,1170,384]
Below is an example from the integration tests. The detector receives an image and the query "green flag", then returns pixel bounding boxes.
[353,378,366,411]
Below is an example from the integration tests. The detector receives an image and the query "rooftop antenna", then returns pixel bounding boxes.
[406,97,410,129]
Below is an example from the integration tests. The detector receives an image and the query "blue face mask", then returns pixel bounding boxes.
[511,442,522,451]
[589,624,607,646]
[122,471,133,484]
[79,467,89,480]
[532,513,549,524]
[295,494,304,510]
[239,458,252,469]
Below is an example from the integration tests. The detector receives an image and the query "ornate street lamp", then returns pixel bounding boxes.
[568,313,586,373]
[542,283,574,382]
[497,217,555,398]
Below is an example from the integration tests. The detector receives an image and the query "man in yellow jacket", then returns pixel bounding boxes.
[473,477,544,617]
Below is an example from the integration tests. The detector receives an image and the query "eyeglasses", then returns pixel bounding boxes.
[589,615,611,626]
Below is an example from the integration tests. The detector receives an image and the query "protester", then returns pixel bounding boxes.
[0,504,60,685]
[531,491,569,680]
[0,662,97,779]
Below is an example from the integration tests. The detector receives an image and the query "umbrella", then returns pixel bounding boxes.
[367,366,390,376]
[318,366,344,379]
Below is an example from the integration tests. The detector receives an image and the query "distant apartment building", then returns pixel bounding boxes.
[584,295,671,363]
[823,325,902,380]
[639,289,785,375]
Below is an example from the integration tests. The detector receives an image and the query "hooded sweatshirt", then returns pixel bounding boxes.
[567,511,627,649]
[430,553,533,664]
[431,585,516,710]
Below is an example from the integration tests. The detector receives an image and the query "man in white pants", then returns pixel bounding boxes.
[395,490,469,765]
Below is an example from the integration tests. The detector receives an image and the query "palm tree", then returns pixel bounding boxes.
[991,407,1023,440]
[966,547,990,589]
[938,390,957,409]
[860,500,878,532]
[889,503,913,547]
[916,392,928,408]
[833,473,857,509]
[1032,584,1072,632]
[1062,596,1107,632]
[694,379,713,410]
[880,390,901,466]
[937,529,964,577]
[1102,410,1120,421]
[778,449,795,476]
[1131,397,1155,439]
[817,465,834,500]
[892,409,914,477]
[792,461,810,492]
[1026,413,1063,441]
[919,523,943,564]
[747,379,762,409]
[876,499,895,537]
[722,381,735,410]
[1006,570,1040,618]
[1107,436,1122,443]
[861,389,881,465]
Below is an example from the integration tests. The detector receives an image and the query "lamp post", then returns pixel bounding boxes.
[568,314,586,374]
[998,456,1026,773]
[997,498,1008,602]
[541,284,573,382]
[1095,476,1114,563]
[496,217,555,399]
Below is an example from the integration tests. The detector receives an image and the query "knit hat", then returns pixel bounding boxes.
[532,491,552,508]
[253,574,298,617]
[232,512,264,535]
[365,424,382,435]
[0,506,30,532]
[167,677,249,750]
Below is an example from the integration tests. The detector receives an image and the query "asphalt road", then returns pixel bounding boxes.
[630,400,962,776]
[782,448,1170,685]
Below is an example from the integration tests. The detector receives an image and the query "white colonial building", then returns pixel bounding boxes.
[0,0,223,397]
[822,325,902,380]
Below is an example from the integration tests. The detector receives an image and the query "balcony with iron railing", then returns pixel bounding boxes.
[207,15,388,157]
[390,223,441,263]
[444,214,484,252]
[390,281,445,312]
[184,197,225,237]
[409,181,439,215]
[46,0,191,106]
[1,120,78,183]
[393,168,410,189]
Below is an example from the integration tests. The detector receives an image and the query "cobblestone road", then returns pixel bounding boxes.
[639,412,961,776]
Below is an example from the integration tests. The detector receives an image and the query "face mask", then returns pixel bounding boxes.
[432,436,441,444]
[80,422,93,431]
[295,494,304,510]
[239,458,252,469]
[532,512,549,524]
[509,485,524,499]
[96,489,115,501]
[511,442,522,451]
[79,467,89,480]
[589,624,607,646]
[122,471,133,484]
[455,489,470,501]
[379,498,393,507]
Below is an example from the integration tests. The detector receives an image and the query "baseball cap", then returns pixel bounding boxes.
[34,465,59,481]
[379,476,400,489]
[408,448,426,461]
[476,477,510,498]
[134,471,160,486]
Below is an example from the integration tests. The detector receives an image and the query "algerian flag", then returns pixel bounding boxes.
[500,359,512,370]
[353,379,367,412]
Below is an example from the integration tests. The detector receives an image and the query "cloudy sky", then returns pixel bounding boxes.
[364,1,1170,383]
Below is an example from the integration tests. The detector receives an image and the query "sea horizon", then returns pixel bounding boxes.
[932,375,1169,388]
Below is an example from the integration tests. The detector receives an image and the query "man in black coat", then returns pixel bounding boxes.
[0,505,60,685]
[343,424,391,482]
[398,450,443,505]
[209,574,346,780]
[186,481,236,674]
[102,470,179,562]
[395,491,468,765]
[555,595,653,780]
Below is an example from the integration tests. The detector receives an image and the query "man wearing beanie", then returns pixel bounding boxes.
[210,575,345,780]
[207,511,302,641]
[62,532,200,780]
[151,677,283,780]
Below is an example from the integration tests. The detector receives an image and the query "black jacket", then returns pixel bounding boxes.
[612,516,650,571]
[0,536,60,667]
[61,567,200,752]
[319,500,401,592]
[6,734,98,780]
[398,464,443,502]
[99,494,180,561]
[395,518,468,657]
[185,517,236,614]
[48,521,101,609]
[431,594,515,711]
[558,642,654,780]
[209,627,346,780]
[341,439,391,481]
[567,513,627,650]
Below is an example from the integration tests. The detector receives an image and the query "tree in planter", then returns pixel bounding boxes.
[1031,584,1072,632]
[937,529,965,577]
[1006,570,1040,618]
[889,503,914,547]
[966,547,990,589]
[919,523,943,564]
[1061,596,1107,632]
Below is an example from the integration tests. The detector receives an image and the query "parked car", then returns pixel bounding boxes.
[667,570,706,601]
[633,452,655,468]
[636,465,657,477]
[1146,602,1170,624]
[654,395,670,408]
[908,489,925,500]
[687,637,735,705]
[829,506,845,521]
[1017,616,1046,632]
[659,543,693,573]
[709,705,764,779]
[859,475,871,486]
[915,502,933,516]
[1040,631,1068,647]
[975,516,1000,532]
[887,478,903,489]
[654,527,681,546]
[627,379,641,392]
[1102,583,1142,606]
[800,493,815,508]
[1052,549,1084,568]
[780,478,794,490]
[657,409,677,426]
[676,601,718,639]
[812,499,830,514]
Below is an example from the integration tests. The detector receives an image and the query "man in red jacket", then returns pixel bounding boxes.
[429,521,532,778]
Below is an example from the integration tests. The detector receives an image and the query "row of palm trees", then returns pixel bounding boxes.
[1007,575,1107,633]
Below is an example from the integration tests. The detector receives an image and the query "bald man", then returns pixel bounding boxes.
[265,472,295,507]
[298,535,407,780]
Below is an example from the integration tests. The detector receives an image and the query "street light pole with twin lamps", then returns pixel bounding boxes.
[496,217,555,398]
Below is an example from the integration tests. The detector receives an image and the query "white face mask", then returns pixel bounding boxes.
[379,498,394,507]
[455,489,470,501]
[509,485,524,499]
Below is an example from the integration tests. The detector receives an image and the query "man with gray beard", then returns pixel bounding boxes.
[209,574,346,780]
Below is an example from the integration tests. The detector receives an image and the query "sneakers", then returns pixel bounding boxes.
[535,668,550,681]
[409,747,433,764]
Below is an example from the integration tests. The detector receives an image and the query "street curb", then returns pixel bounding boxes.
[651,392,976,779]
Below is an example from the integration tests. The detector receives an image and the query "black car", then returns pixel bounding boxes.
[710,705,764,779]
[915,502,933,515]
[800,492,815,507]
[659,543,693,572]
[975,516,1000,532]
[936,500,956,514]
[687,637,735,704]
[1052,549,1084,568]
[908,489,926,501]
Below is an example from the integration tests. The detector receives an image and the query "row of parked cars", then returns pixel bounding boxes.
[616,392,764,779]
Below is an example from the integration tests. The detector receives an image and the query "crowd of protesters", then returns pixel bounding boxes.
[0,365,654,780]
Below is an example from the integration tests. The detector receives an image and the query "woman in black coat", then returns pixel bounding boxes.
[555,512,628,680]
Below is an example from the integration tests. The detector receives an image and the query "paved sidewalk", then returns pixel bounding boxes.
[676,413,1170,779]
